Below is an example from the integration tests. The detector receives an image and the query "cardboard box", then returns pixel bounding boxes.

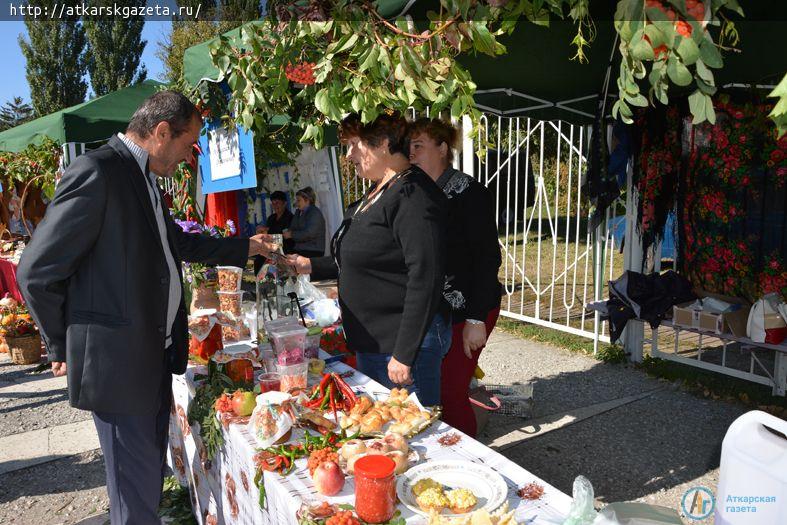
[694,290,751,338]
[673,302,700,328]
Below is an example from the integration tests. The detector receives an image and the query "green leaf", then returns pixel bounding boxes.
[351,93,363,113]
[335,33,358,54]
[314,88,330,115]
[705,93,716,124]
[631,30,655,61]
[216,54,230,74]
[417,78,437,101]
[676,36,700,65]
[394,62,407,82]
[695,59,714,83]
[360,46,380,72]
[688,89,707,123]
[699,38,723,68]
[644,24,666,48]
[626,92,649,107]
[667,56,693,86]
[696,77,717,96]
[471,23,497,56]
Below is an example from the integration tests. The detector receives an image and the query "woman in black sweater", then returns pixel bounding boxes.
[408,118,503,435]
[290,113,450,405]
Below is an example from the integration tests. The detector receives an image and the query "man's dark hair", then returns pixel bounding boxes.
[270,191,287,202]
[126,91,201,138]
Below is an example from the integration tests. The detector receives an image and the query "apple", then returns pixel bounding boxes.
[231,390,256,417]
[312,460,345,496]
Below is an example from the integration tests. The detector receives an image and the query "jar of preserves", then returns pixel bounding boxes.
[353,454,397,523]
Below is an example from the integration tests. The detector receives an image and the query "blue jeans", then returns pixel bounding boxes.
[356,312,452,406]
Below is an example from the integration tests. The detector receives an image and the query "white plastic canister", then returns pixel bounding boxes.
[715,410,787,524]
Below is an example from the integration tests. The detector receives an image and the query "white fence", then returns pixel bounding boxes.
[467,115,622,347]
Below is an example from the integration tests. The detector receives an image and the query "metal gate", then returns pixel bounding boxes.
[470,115,622,346]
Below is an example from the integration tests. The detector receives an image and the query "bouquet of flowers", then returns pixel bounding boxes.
[0,302,38,338]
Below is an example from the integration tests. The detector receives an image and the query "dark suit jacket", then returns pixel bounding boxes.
[17,136,249,415]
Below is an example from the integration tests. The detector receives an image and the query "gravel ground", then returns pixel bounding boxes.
[0,358,91,438]
[476,332,749,523]
[0,449,108,525]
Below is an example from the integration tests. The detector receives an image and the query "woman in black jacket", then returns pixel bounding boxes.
[408,118,503,435]
[290,113,450,405]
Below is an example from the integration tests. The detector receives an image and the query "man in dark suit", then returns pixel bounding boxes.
[16,91,270,524]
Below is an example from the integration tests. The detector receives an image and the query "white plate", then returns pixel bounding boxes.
[396,460,508,517]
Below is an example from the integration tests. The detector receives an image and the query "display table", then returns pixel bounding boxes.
[167,353,572,524]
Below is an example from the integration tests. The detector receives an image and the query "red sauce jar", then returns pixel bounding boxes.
[353,454,397,523]
[189,323,223,361]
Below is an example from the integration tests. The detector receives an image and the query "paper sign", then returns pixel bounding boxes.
[198,120,258,194]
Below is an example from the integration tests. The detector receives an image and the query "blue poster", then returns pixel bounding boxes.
[198,119,257,194]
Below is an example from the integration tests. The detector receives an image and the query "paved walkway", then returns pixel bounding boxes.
[0,330,756,524]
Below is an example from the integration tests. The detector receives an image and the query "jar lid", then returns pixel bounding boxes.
[354,454,396,479]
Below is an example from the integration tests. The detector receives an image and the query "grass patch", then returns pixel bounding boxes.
[496,317,786,416]
[159,476,198,525]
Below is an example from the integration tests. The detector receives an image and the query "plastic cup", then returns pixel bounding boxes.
[277,361,308,394]
[217,290,244,317]
[269,326,307,363]
[216,266,243,292]
[257,372,281,394]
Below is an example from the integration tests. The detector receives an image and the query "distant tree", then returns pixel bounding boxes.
[84,1,148,96]
[19,1,88,115]
[0,97,35,131]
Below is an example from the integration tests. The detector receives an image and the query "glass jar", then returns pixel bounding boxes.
[354,454,397,523]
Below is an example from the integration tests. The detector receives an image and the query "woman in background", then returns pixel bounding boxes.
[284,186,326,257]
[408,118,502,435]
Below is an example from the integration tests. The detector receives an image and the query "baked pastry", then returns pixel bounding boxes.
[412,478,442,497]
[365,439,391,455]
[385,450,409,475]
[346,453,367,475]
[446,488,477,514]
[340,439,366,460]
[382,432,408,453]
[416,487,449,513]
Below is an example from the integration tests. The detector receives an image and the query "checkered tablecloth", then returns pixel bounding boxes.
[167,351,572,524]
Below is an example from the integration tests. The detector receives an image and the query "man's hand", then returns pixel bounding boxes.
[387,357,412,385]
[286,254,312,275]
[248,234,276,257]
[51,361,67,377]
[462,322,487,359]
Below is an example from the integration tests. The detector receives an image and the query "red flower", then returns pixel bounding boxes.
[770,260,781,270]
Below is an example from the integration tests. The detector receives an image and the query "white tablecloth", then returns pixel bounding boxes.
[167,353,572,524]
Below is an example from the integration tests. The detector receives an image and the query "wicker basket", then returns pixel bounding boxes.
[8,334,42,365]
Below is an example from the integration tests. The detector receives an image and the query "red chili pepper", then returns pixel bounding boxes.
[333,374,358,405]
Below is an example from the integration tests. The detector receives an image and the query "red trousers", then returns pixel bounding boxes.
[439,307,500,436]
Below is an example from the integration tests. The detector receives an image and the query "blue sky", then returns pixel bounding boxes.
[0,20,170,104]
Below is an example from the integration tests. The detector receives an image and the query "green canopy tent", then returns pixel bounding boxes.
[0,79,166,153]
